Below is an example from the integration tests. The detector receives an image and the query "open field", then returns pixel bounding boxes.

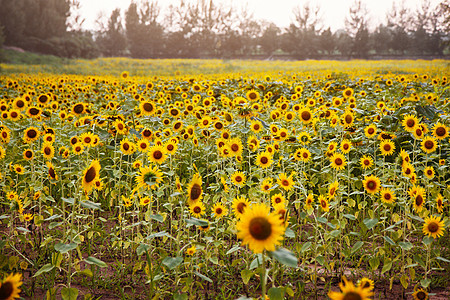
[0,56,449,299]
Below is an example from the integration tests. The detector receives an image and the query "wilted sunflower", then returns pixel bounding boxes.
[379,139,395,156]
[330,152,347,170]
[380,187,396,204]
[363,175,381,194]
[328,276,373,300]
[148,145,167,164]
[423,215,445,239]
[421,136,437,154]
[277,172,294,191]
[231,171,246,187]
[136,165,163,191]
[0,272,22,300]
[82,160,101,194]
[236,203,285,253]
[232,196,250,218]
[187,173,203,205]
[47,161,58,181]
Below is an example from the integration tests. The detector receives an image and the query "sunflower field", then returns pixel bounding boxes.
[0,58,449,299]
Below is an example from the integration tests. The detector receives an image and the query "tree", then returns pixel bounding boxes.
[259,23,280,56]
[97,9,127,57]
[345,0,370,58]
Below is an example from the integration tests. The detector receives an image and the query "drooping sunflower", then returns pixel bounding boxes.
[187,173,203,205]
[363,175,381,194]
[212,202,228,219]
[271,193,286,208]
[379,139,395,156]
[23,127,40,143]
[436,194,444,213]
[189,201,206,218]
[360,155,373,169]
[328,276,373,300]
[232,196,250,218]
[412,288,428,300]
[421,136,437,154]
[277,172,294,191]
[0,272,22,300]
[255,151,272,168]
[402,114,419,132]
[135,165,163,191]
[148,145,167,164]
[380,187,396,204]
[318,195,329,212]
[431,122,448,140]
[231,171,246,187]
[330,152,347,170]
[82,160,101,194]
[236,202,285,253]
[422,215,445,239]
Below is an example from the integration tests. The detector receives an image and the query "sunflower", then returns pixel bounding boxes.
[186,245,196,256]
[277,172,294,191]
[409,185,426,213]
[402,162,415,178]
[357,277,374,291]
[299,107,313,124]
[236,203,284,253]
[187,173,203,205]
[327,141,338,154]
[227,137,243,157]
[26,106,41,119]
[432,122,448,140]
[260,178,273,193]
[341,111,354,128]
[120,138,136,155]
[0,146,5,160]
[304,193,314,210]
[363,175,381,194]
[413,126,425,140]
[23,149,34,161]
[318,195,329,212]
[189,201,206,218]
[23,127,40,143]
[255,151,272,168]
[402,114,419,132]
[328,181,339,199]
[212,202,228,219]
[40,142,54,160]
[328,276,373,300]
[423,215,445,239]
[0,273,22,300]
[231,171,246,187]
[47,161,58,181]
[139,196,151,206]
[271,193,286,208]
[340,139,352,154]
[246,89,260,101]
[250,120,263,133]
[380,187,396,204]
[360,155,373,169]
[412,288,428,300]
[79,132,95,147]
[13,164,24,175]
[423,166,435,180]
[113,119,127,135]
[136,139,149,153]
[82,160,101,193]
[330,152,347,170]
[139,101,155,116]
[298,132,311,145]
[379,139,395,156]
[148,145,167,164]
[232,196,250,218]
[164,140,178,155]
[421,136,437,154]
[72,143,84,155]
[136,165,163,191]
[436,194,444,213]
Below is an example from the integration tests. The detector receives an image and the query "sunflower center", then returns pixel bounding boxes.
[261,156,268,164]
[415,195,423,206]
[118,123,124,130]
[424,141,434,149]
[249,217,272,240]
[27,129,37,138]
[282,179,289,186]
[193,206,201,214]
[167,144,174,151]
[17,100,25,107]
[123,143,130,151]
[364,159,370,165]
[25,151,32,158]
[427,222,439,233]
[85,137,91,144]
[384,144,391,151]
[73,103,84,114]
[345,115,353,123]
[367,181,376,190]
[216,208,222,214]
[384,193,391,200]
[335,158,343,165]
[253,124,260,130]
[231,144,239,151]
[436,127,446,136]
[237,202,246,214]
[416,291,427,300]
[0,281,13,299]
[275,197,282,203]
[190,184,201,201]
[342,291,362,300]
[301,111,311,121]
[30,107,40,115]
[85,166,97,183]
[406,119,415,128]
[153,150,162,159]
[215,123,223,130]
[44,147,51,155]
[49,168,56,179]
[235,176,242,182]
[303,153,308,158]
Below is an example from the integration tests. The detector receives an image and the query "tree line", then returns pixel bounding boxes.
[0,0,449,60]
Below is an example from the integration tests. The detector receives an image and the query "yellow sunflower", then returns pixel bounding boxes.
[250,120,263,133]
[357,277,374,291]
[360,155,373,169]
[421,136,437,154]
[423,215,445,239]
[255,151,272,168]
[380,187,396,204]
[23,127,40,143]
[328,277,373,300]
[23,149,34,161]
[187,173,203,205]
[82,160,101,194]
[189,201,206,218]
[0,272,22,300]
[120,138,136,155]
[47,161,58,181]
[212,202,228,219]
[412,288,428,300]
[379,139,395,156]
[227,137,243,157]
[318,195,329,212]
[298,107,313,124]
[139,100,155,116]
[423,166,435,180]
[340,139,352,154]
[363,175,381,194]
[304,193,314,210]
[432,122,448,140]
[232,196,250,218]
[341,110,354,128]
[277,172,295,191]
[135,165,164,191]
[271,193,286,208]
[409,185,426,213]
[231,171,246,187]
[236,203,285,253]
[328,181,339,199]
[436,194,444,213]
[260,178,273,193]
[148,145,167,164]
[330,152,347,170]
[402,114,419,132]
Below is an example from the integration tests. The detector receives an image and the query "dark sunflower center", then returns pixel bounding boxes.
[190,184,201,201]
[27,129,37,138]
[405,168,411,175]
[415,195,423,206]
[302,153,308,158]
[118,124,124,130]
[203,120,208,125]
[236,176,243,183]
[261,156,268,164]
[335,158,343,165]
[44,147,51,155]
[362,281,371,289]
[249,217,272,240]
[153,150,162,159]
[17,100,25,107]
[123,143,130,151]
[29,107,40,115]
[275,197,282,203]
[0,281,13,298]
[171,109,178,116]
[384,193,391,200]
[25,151,32,158]
[364,160,370,165]
[282,179,289,186]
[231,144,239,151]
[406,119,415,127]
[345,115,353,123]
[436,127,446,136]
[237,202,246,214]
[427,222,438,233]
[193,206,201,214]
[167,144,174,151]
[342,291,362,300]
[49,167,56,178]
[330,188,336,195]
[425,141,434,149]
[215,123,223,130]
[38,95,48,103]
[384,144,391,151]
[427,170,432,175]
[367,181,376,190]
[143,130,151,137]
[73,104,84,114]
[85,166,97,183]
[416,291,427,300]
[216,208,222,214]
[321,200,327,207]
[301,111,311,121]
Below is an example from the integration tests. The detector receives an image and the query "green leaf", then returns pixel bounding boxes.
[398,241,413,251]
[300,242,312,253]
[381,259,392,274]
[173,293,188,300]
[436,256,450,263]
[422,236,434,246]
[351,241,364,254]
[241,269,253,284]
[420,278,431,288]
[270,248,298,268]
[268,287,285,300]
[136,243,151,256]
[54,243,77,254]
[61,287,78,300]
[369,257,380,271]
[149,214,164,222]
[84,256,107,268]
[80,200,101,210]
[330,229,341,238]
[76,269,93,277]
[363,218,378,230]
[194,271,213,283]
[61,197,75,205]
[316,255,325,266]
[284,228,295,238]
[384,236,396,246]
[162,257,183,270]
[185,218,208,226]
[413,255,426,268]
[226,245,240,255]
[343,214,356,220]
[400,274,409,289]
[33,263,54,277]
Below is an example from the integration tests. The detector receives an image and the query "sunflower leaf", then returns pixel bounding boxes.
[268,287,285,300]
[80,200,101,210]
[85,256,107,268]
[162,256,183,270]
[194,271,213,283]
[185,218,208,226]
[61,287,78,300]
[54,242,77,254]
[363,218,378,230]
[270,248,298,268]
[33,263,54,277]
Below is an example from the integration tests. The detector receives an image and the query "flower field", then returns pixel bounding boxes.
[0,59,449,299]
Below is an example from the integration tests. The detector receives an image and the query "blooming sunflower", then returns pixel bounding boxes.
[328,181,339,199]
[436,194,444,213]
[277,172,295,191]
[231,171,246,187]
[360,155,373,169]
[298,107,313,124]
[423,215,445,239]
[423,166,435,180]
[421,136,437,154]
[47,161,58,181]
[341,111,354,128]
[120,138,136,155]
[297,148,311,163]
[412,288,428,300]
[23,149,34,161]
[227,137,243,157]
[330,152,347,170]
[187,173,203,205]
[271,193,286,208]
[328,277,373,300]
[318,195,329,212]
[255,151,272,168]
[363,175,381,194]
[340,139,352,154]
[402,162,415,178]
[432,122,448,140]
[304,193,314,210]
[379,139,395,156]
[380,187,395,204]
[113,119,127,135]
[23,127,40,143]
[139,101,155,116]
[82,160,101,194]
[402,114,419,132]
[327,141,338,153]
[236,203,285,253]
[409,185,426,213]
[250,120,263,133]
[260,178,273,193]
[40,143,54,160]
[186,245,196,256]
[189,201,206,218]
[357,277,374,291]
[212,202,228,219]
[0,272,22,300]
[135,165,163,191]
[148,145,167,164]
[232,196,250,218]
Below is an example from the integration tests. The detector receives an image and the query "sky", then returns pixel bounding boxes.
[77,0,439,32]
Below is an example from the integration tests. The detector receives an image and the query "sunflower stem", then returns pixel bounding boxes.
[261,251,267,298]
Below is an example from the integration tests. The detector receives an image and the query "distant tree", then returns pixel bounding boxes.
[259,23,280,56]
[97,9,127,57]
[319,28,335,55]
[372,25,392,55]
[0,0,27,44]
[335,30,353,57]
[345,0,370,58]
[385,1,413,55]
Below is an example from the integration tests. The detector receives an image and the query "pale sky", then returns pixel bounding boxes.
[77,0,439,32]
